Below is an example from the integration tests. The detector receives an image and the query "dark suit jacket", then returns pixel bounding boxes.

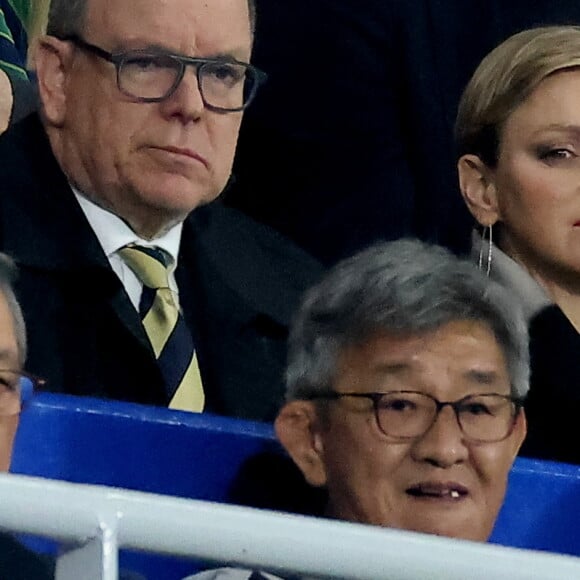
[228,0,580,265]
[4,70,37,126]
[0,533,53,580]
[0,114,322,421]
[521,305,580,465]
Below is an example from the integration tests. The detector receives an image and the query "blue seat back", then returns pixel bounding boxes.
[492,457,580,555]
[10,393,580,578]
[12,393,275,501]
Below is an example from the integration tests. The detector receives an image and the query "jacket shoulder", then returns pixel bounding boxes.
[0,113,56,182]
[189,202,323,289]
[183,202,324,326]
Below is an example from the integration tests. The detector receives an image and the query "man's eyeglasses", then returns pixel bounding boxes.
[60,35,267,112]
[0,370,44,417]
[304,390,524,443]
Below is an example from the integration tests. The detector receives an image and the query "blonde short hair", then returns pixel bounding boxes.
[455,26,580,166]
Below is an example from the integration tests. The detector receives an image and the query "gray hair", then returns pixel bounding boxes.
[47,0,86,37]
[47,0,257,38]
[0,254,27,366]
[286,239,529,400]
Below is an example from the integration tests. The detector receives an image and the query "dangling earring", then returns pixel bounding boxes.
[478,223,493,276]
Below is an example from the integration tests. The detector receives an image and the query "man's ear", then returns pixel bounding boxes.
[457,154,500,227]
[0,70,13,134]
[510,409,527,461]
[275,401,327,488]
[35,35,75,126]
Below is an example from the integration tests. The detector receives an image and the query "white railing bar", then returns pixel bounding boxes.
[0,473,578,580]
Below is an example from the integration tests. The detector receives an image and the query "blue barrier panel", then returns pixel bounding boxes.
[491,457,580,556]
[9,393,580,578]
[12,394,278,580]
[12,393,275,501]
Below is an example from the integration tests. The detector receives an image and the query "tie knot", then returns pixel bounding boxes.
[119,245,171,290]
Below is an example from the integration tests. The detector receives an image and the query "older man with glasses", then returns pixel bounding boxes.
[188,239,528,579]
[277,238,527,541]
[0,0,320,420]
[0,253,53,579]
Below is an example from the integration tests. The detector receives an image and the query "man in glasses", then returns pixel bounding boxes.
[275,238,528,542]
[185,239,529,579]
[0,253,52,579]
[0,0,320,420]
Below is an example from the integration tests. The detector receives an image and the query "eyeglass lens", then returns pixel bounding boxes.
[118,53,253,109]
[375,392,516,442]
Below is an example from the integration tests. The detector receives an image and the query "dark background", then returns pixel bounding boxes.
[225,0,580,265]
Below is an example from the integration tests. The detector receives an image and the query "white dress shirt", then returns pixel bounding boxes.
[73,189,183,311]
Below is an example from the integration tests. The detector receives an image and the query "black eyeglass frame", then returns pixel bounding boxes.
[59,34,267,112]
[303,390,524,443]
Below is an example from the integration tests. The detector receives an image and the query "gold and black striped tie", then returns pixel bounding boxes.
[119,245,204,412]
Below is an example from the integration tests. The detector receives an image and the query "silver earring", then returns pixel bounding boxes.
[478,224,493,277]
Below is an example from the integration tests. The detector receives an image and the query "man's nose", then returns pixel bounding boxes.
[410,405,469,467]
[160,67,205,121]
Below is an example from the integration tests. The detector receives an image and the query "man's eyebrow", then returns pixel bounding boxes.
[464,369,501,384]
[372,362,411,375]
[117,42,248,61]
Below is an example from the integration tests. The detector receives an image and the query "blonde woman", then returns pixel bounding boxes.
[456,26,580,465]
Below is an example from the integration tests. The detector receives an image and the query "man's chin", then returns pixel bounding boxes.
[132,175,221,215]
[398,517,489,542]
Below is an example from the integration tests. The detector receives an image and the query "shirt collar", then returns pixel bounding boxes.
[73,188,183,268]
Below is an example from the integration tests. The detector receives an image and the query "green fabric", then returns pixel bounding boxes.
[0,4,27,79]
[0,7,15,38]
[6,0,29,31]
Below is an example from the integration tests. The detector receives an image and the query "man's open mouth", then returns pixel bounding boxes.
[406,482,469,499]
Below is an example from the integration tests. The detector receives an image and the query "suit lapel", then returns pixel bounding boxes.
[0,115,151,353]
[177,202,322,419]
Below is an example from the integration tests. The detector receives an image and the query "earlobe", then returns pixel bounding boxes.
[457,154,500,227]
[35,36,73,126]
[275,401,328,488]
[511,410,527,460]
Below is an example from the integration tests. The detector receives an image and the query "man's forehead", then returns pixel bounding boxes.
[337,321,509,387]
[85,0,253,49]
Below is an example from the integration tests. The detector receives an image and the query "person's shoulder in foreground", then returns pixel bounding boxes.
[0,531,53,580]
[185,568,285,580]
